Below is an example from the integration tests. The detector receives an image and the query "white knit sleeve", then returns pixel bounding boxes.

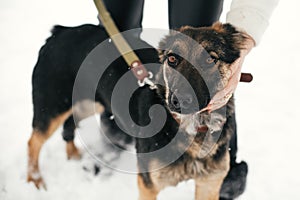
[226,0,279,45]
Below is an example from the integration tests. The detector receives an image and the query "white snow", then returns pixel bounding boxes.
[1,0,300,199]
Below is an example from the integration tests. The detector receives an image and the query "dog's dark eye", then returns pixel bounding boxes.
[167,55,178,67]
[205,51,219,65]
[206,57,215,64]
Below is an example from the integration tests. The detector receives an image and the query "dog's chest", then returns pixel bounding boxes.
[150,155,224,190]
[149,141,230,190]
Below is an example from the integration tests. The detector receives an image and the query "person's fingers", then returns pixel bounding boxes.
[226,59,243,93]
[229,56,242,75]
[200,94,232,113]
[200,60,243,113]
[199,30,255,113]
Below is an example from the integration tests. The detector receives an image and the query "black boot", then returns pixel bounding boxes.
[220,161,248,200]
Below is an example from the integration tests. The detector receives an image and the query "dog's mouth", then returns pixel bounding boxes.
[171,110,226,136]
[171,111,208,135]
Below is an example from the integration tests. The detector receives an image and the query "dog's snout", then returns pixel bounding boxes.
[170,93,193,111]
[170,94,180,109]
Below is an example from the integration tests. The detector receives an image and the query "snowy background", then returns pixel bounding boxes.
[0,0,300,199]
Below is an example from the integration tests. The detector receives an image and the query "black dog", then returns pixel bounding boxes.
[28,23,247,200]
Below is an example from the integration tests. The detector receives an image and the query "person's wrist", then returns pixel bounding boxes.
[240,32,255,56]
[231,25,255,56]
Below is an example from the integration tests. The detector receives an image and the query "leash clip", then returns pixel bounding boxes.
[137,72,157,89]
[131,61,157,89]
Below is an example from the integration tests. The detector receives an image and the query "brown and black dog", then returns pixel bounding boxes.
[135,23,246,200]
[28,22,247,199]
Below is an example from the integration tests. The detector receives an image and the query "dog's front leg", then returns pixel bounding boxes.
[195,176,225,200]
[137,175,159,200]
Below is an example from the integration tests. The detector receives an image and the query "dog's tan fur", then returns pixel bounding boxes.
[27,100,105,188]
[66,141,81,160]
[138,151,230,200]
[138,175,158,200]
[27,109,72,189]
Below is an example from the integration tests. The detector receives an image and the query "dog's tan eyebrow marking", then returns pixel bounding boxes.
[191,45,205,60]
[166,50,173,55]
[170,41,188,57]
[209,51,219,59]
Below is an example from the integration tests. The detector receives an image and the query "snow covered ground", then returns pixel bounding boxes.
[1,0,300,199]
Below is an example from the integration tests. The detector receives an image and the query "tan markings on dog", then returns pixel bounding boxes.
[149,159,193,191]
[195,176,225,200]
[148,147,230,196]
[66,141,81,160]
[138,175,158,200]
[209,51,219,59]
[171,112,181,124]
[179,25,191,33]
[186,141,221,167]
[186,139,204,158]
[73,100,104,121]
[212,22,226,33]
[195,151,230,200]
[149,157,208,190]
[172,41,189,58]
[27,109,72,189]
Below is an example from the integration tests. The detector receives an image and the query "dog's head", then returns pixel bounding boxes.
[156,23,246,134]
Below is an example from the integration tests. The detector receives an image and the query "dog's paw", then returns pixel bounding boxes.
[27,172,47,190]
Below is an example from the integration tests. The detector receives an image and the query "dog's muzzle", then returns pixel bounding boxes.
[169,91,196,114]
[171,110,226,135]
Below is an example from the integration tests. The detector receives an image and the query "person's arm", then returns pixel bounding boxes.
[203,0,279,112]
[227,0,279,45]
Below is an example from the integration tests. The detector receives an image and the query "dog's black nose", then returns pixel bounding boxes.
[170,93,193,111]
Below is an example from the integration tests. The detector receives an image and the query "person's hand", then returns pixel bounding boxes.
[201,33,255,113]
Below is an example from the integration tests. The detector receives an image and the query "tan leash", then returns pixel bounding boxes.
[93,0,155,88]
[93,0,252,84]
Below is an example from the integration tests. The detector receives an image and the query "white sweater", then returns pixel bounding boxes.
[226,0,279,45]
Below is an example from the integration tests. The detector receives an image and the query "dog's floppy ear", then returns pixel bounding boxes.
[212,22,238,34]
[211,22,247,63]
[212,22,247,49]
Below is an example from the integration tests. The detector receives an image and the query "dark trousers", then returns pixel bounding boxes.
[102,0,224,30]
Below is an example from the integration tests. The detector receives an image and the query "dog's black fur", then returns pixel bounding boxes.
[28,23,248,199]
